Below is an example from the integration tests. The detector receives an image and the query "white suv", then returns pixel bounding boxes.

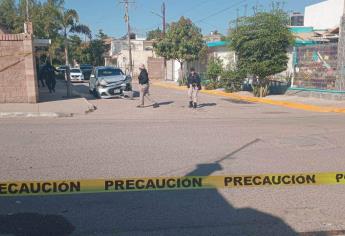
[70,68,84,82]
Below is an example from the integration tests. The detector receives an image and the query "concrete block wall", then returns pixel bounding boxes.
[0,33,38,103]
[147,57,164,80]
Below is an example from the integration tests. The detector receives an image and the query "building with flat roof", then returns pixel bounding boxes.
[304,0,344,30]
[290,12,304,26]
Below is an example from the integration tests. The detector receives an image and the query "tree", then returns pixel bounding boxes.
[204,57,223,90]
[75,30,110,66]
[69,34,83,64]
[207,57,223,82]
[0,0,64,37]
[86,30,109,66]
[146,28,162,40]
[0,0,96,69]
[0,0,20,33]
[154,17,205,81]
[56,9,91,65]
[229,10,294,97]
[34,0,65,39]
[221,69,245,93]
[56,8,91,96]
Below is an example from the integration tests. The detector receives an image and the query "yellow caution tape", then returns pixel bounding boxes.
[1,172,345,196]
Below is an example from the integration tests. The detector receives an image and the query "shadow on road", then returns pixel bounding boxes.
[0,139,299,236]
[199,103,217,108]
[222,98,254,105]
[0,213,75,236]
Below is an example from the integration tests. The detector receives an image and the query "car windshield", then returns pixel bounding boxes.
[98,68,123,77]
[70,69,81,73]
[80,65,92,70]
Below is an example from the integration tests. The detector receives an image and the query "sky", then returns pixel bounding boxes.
[64,0,325,38]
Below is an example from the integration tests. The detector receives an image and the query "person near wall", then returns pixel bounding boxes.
[187,67,202,109]
[36,62,45,88]
[41,61,58,93]
[137,64,159,108]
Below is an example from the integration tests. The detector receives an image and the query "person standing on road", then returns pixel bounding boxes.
[137,64,159,108]
[41,61,58,93]
[187,67,201,109]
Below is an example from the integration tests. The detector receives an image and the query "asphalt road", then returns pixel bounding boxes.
[1,83,345,236]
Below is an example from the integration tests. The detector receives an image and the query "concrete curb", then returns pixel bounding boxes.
[153,82,345,114]
[82,98,97,114]
[71,90,97,114]
[0,112,73,118]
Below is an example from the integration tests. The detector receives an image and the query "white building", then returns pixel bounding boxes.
[107,38,155,76]
[207,41,236,70]
[304,0,344,30]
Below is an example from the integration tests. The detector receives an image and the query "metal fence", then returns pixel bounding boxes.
[293,43,339,90]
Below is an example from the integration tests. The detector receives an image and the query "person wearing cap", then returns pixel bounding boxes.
[137,64,159,108]
[187,67,201,109]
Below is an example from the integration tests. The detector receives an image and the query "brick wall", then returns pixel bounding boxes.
[0,33,38,103]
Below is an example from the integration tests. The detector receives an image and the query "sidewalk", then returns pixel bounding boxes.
[0,79,95,118]
[153,81,345,114]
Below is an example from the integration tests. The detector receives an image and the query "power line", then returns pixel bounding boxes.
[195,0,247,23]
[198,20,221,32]
[178,0,210,17]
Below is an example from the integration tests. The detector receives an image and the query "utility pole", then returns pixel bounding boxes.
[151,2,167,80]
[162,2,167,81]
[253,6,257,15]
[25,0,29,21]
[162,2,166,35]
[336,0,345,90]
[123,0,133,76]
[24,0,30,34]
[236,8,239,28]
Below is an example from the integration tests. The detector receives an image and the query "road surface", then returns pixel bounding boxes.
[1,83,345,235]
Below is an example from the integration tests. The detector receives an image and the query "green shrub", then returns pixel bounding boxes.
[204,81,220,90]
[207,57,223,82]
[252,83,270,97]
[178,76,187,86]
[201,79,211,86]
[221,69,245,93]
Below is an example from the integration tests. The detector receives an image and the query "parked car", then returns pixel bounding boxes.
[57,65,68,73]
[80,64,93,80]
[70,68,84,82]
[89,66,132,99]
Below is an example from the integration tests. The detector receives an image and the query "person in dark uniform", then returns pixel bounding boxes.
[187,67,201,109]
[137,64,159,108]
[41,61,58,93]
[36,62,45,88]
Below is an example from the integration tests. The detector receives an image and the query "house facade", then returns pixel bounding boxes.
[106,38,156,76]
[304,0,344,30]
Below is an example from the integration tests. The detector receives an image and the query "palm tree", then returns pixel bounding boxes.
[57,9,91,96]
